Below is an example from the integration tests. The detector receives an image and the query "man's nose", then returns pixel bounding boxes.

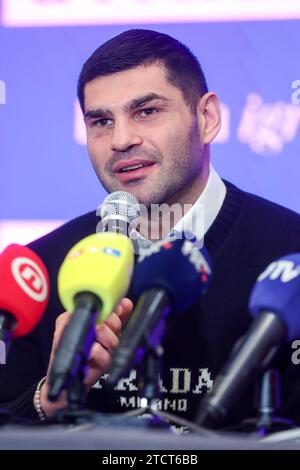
[111,119,143,152]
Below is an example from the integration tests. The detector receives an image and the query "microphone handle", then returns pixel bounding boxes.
[102,217,131,236]
[0,311,16,344]
[196,311,286,428]
[48,292,102,401]
[107,288,171,386]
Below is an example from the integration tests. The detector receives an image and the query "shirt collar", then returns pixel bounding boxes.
[172,164,226,240]
[132,164,226,250]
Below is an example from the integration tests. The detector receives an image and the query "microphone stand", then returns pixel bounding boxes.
[97,316,215,435]
[255,369,295,436]
[132,316,169,428]
[53,311,168,426]
[224,369,295,435]
[55,371,93,425]
[54,313,214,436]
[49,294,101,424]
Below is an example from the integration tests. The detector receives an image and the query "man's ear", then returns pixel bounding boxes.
[196,92,222,145]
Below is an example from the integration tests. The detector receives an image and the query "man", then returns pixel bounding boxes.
[1,29,300,428]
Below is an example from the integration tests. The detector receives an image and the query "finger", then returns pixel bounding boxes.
[89,341,111,367]
[101,297,134,334]
[102,312,122,337]
[46,312,72,378]
[95,322,120,354]
[117,297,134,327]
[52,312,72,352]
[54,311,72,333]
[84,342,112,385]
[114,303,123,317]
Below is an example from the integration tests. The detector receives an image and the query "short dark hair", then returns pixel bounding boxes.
[77,29,208,112]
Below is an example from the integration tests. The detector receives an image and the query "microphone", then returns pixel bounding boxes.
[48,232,134,401]
[196,253,300,429]
[98,191,140,236]
[0,244,49,345]
[107,235,213,386]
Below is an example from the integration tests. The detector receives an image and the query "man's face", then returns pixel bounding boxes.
[84,64,205,207]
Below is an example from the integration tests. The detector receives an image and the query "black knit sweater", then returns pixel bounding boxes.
[2,181,300,427]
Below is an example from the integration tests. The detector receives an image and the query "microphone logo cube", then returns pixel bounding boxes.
[11,257,48,302]
[257,259,300,284]
[102,247,121,257]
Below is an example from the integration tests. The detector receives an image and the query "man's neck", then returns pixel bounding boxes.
[138,162,210,241]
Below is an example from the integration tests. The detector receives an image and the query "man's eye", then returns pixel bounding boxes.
[138,108,158,117]
[92,118,113,127]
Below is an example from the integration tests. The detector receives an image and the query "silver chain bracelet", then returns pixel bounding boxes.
[33,376,47,421]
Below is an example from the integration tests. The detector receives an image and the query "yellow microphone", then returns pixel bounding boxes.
[48,233,134,401]
[58,233,134,322]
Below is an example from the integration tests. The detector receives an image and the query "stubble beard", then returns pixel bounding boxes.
[92,117,203,208]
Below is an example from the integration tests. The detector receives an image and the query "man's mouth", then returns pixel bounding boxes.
[113,159,156,173]
[119,163,152,172]
[113,160,157,182]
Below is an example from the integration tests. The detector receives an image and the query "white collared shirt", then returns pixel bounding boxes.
[172,164,226,240]
[133,164,226,250]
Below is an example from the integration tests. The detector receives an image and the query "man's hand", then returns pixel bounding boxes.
[39,297,133,418]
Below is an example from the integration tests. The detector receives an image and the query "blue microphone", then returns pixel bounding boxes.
[107,234,213,386]
[196,253,300,429]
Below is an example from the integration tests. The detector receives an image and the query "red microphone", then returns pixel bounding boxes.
[0,244,50,344]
